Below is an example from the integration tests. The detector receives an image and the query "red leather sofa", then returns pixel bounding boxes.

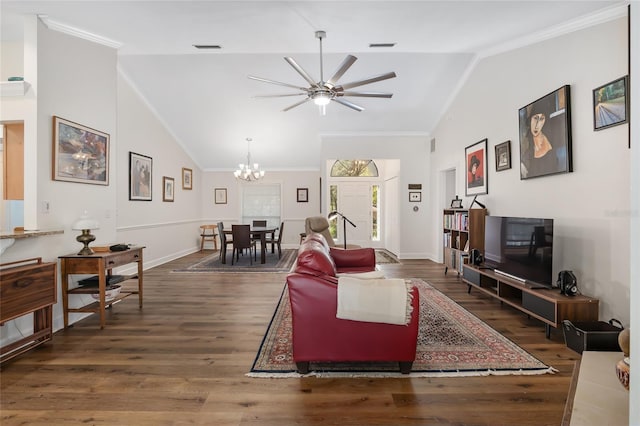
[286,233,420,374]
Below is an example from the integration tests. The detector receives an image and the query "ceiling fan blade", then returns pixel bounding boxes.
[325,55,357,88]
[254,93,307,98]
[331,98,364,112]
[283,97,311,112]
[248,75,308,91]
[340,91,393,98]
[284,57,319,88]
[337,71,397,91]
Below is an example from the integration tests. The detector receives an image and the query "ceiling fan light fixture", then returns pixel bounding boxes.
[313,92,331,106]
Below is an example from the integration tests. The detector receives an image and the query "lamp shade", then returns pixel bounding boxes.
[72,212,100,230]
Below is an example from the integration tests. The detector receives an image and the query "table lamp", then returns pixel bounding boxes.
[72,212,100,255]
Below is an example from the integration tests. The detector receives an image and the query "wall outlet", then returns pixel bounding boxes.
[41,200,50,214]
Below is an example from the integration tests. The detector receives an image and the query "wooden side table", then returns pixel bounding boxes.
[59,246,144,329]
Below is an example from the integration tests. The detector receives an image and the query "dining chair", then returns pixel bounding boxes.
[231,225,256,265]
[265,222,284,258]
[199,224,218,251]
[217,222,233,264]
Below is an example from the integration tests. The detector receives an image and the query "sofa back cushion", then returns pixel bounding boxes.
[294,239,337,277]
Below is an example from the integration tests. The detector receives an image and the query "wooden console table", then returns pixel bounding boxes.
[0,257,57,364]
[462,264,599,338]
[60,247,144,329]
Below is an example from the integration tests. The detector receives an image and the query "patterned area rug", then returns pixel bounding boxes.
[172,249,297,273]
[249,278,554,377]
[375,249,400,264]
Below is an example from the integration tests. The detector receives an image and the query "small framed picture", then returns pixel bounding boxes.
[162,177,175,202]
[182,167,193,190]
[297,188,309,203]
[129,152,152,201]
[214,188,227,204]
[409,192,421,202]
[593,76,628,131]
[450,196,463,209]
[465,139,488,196]
[495,140,511,171]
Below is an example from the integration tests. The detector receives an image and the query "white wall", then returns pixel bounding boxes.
[115,74,202,268]
[430,18,630,325]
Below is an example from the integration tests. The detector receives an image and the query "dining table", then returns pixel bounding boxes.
[224,226,278,264]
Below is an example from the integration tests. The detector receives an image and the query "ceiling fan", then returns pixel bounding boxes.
[248,31,396,113]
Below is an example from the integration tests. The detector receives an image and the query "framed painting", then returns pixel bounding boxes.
[297,188,308,203]
[465,139,487,196]
[495,140,511,171]
[409,192,421,202]
[593,76,628,131]
[162,176,174,202]
[52,116,109,185]
[182,167,193,190]
[214,188,227,204]
[129,152,152,201]
[519,85,572,180]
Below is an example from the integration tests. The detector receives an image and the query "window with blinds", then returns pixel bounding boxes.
[241,184,281,227]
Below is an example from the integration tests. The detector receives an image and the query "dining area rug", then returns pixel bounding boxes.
[172,249,297,273]
[248,278,555,377]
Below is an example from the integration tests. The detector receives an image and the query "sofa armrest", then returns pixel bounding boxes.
[329,247,375,270]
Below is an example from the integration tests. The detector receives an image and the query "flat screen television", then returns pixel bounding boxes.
[483,216,554,288]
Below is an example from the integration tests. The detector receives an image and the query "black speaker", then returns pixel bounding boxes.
[557,270,578,296]
[470,249,483,266]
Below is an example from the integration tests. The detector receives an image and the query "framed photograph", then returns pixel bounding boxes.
[182,167,193,190]
[162,176,174,202]
[214,188,227,204]
[129,152,152,201]
[297,188,309,203]
[52,116,109,185]
[593,76,628,131]
[465,139,488,196]
[519,85,572,180]
[409,192,421,202]
[495,140,511,171]
[450,196,463,209]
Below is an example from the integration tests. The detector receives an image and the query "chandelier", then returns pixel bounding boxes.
[234,138,265,181]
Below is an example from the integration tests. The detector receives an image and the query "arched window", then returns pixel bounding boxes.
[330,160,379,177]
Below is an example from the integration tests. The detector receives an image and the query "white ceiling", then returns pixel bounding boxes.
[1,1,627,171]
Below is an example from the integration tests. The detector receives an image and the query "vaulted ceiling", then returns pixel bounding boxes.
[1,1,627,171]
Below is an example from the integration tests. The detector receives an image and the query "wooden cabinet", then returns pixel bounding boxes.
[462,264,599,338]
[0,257,56,364]
[443,208,486,274]
[59,247,144,329]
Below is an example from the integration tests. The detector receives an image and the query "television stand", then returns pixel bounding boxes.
[462,264,599,338]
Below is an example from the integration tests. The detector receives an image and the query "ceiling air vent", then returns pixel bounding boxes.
[369,43,396,48]
[193,45,222,50]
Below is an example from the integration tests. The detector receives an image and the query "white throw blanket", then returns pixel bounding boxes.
[336,276,411,325]
[335,270,386,280]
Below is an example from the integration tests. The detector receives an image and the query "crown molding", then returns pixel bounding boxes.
[478,3,628,59]
[38,15,123,49]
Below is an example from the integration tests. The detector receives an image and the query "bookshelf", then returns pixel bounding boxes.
[442,208,486,275]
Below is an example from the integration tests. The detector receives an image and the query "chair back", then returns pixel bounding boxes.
[276,222,285,243]
[252,220,267,227]
[305,216,335,247]
[218,222,227,245]
[200,224,217,236]
[232,225,252,249]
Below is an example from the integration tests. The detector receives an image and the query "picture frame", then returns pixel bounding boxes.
[495,140,511,171]
[409,192,421,202]
[297,188,309,203]
[52,116,110,185]
[519,85,572,180]
[162,176,174,202]
[182,167,193,190]
[450,196,463,209]
[129,152,152,201]
[214,188,227,204]
[593,76,628,131]
[465,139,488,196]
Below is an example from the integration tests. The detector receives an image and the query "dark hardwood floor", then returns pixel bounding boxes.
[0,251,580,425]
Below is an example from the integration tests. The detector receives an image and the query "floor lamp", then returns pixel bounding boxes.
[327,211,356,249]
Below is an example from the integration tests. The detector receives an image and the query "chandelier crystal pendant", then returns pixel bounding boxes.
[234,138,265,181]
